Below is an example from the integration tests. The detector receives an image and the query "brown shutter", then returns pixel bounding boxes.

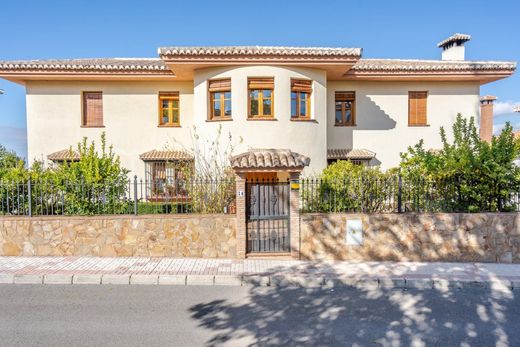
[208,79,231,92]
[248,77,274,89]
[409,91,427,125]
[83,92,103,127]
[335,91,355,101]
[291,79,312,93]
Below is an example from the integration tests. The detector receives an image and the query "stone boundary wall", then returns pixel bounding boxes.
[0,214,237,258]
[300,213,520,263]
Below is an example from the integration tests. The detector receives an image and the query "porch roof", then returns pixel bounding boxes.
[139,149,193,162]
[230,149,310,171]
[327,148,376,160]
[47,149,80,162]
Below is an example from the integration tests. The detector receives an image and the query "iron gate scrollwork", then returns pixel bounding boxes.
[246,180,290,253]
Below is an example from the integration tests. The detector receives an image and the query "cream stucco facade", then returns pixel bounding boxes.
[0,39,515,177]
[25,75,481,175]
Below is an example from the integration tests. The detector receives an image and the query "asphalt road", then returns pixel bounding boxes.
[0,284,519,346]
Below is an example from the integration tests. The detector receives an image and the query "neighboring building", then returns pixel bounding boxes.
[0,34,516,180]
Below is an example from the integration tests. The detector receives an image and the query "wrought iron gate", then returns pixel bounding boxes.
[246,180,290,253]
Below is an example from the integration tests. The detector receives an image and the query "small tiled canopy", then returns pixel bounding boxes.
[139,149,193,162]
[47,149,80,162]
[327,148,376,160]
[230,149,310,171]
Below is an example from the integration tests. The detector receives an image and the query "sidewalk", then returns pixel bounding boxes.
[1,256,520,289]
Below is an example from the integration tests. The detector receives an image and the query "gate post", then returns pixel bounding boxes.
[235,173,247,258]
[289,172,301,259]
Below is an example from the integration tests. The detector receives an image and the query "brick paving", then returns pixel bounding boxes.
[1,256,520,283]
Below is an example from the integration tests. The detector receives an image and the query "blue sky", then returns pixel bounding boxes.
[1,0,519,158]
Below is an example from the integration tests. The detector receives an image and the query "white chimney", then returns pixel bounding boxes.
[437,33,471,61]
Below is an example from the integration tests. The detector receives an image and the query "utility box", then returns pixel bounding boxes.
[346,219,363,246]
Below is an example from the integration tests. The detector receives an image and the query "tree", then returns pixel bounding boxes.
[0,145,24,179]
[400,114,520,212]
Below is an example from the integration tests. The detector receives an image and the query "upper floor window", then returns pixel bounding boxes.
[291,79,312,119]
[248,77,274,119]
[408,91,428,126]
[159,92,180,126]
[82,92,103,127]
[335,91,355,126]
[208,79,231,120]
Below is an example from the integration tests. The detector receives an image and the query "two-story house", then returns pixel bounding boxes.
[0,34,515,184]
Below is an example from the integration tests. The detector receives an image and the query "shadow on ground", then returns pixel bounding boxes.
[190,264,520,346]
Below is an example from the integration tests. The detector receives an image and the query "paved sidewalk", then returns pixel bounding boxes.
[1,256,520,288]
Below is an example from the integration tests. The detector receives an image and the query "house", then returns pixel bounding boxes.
[0,34,516,183]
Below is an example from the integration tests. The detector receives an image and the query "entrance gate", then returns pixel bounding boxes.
[246,180,290,253]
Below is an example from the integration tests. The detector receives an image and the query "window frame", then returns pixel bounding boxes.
[291,79,312,120]
[208,79,232,121]
[81,91,104,127]
[334,91,356,127]
[158,92,180,127]
[248,77,275,119]
[408,91,428,127]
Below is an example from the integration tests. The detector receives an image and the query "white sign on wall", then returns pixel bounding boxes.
[346,219,363,246]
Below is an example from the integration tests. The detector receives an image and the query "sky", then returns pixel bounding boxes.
[0,0,519,158]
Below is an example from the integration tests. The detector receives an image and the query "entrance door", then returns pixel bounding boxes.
[246,179,290,253]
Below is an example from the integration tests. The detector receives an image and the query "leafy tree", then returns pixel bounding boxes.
[400,114,520,212]
[52,133,130,215]
[0,145,25,179]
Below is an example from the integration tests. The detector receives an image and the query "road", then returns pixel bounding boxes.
[0,284,519,346]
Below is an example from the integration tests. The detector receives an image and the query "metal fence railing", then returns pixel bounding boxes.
[300,176,520,213]
[0,177,236,216]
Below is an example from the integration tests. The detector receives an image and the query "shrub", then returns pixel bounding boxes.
[302,161,396,213]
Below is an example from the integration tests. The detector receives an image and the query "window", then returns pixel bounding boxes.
[335,92,355,126]
[291,79,312,119]
[145,161,192,201]
[82,92,103,127]
[159,92,180,126]
[408,91,428,126]
[208,79,231,120]
[248,78,274,118]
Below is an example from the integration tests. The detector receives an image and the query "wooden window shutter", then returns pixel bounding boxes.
[83,92,103,127]
[335,91,355,101]
[291,79,312,93]
[248,77,274,90]
[409,91,427,126]
[208,79,231,92]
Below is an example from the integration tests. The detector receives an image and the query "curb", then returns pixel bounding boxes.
[0,273,519,290]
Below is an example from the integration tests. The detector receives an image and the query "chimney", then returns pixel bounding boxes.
[480,95,497,142]
[438,33,471,61]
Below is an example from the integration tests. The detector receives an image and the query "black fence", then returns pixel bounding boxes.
[0,177,236,216]
[300,176,520,213]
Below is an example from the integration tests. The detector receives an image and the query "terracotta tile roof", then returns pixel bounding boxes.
[230,149,310,169]
[350,59,516,73]
[327,149,376,160]
[0,58,172,73]
[47,149,80,162]
[139,150,193,161]
[437,33,471,48]
[159,46,362,58]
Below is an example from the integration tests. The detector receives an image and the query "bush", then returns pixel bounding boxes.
[302,161,397,213]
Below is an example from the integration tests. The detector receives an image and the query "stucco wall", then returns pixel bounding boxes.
[300,213,520,263]
[26,80,195,177]
[26,75,480,175]
[327,81,480,169]
[0,214,237,258]
[193,66,328,175]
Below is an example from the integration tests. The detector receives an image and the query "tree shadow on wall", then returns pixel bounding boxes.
[189,263,520,346]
